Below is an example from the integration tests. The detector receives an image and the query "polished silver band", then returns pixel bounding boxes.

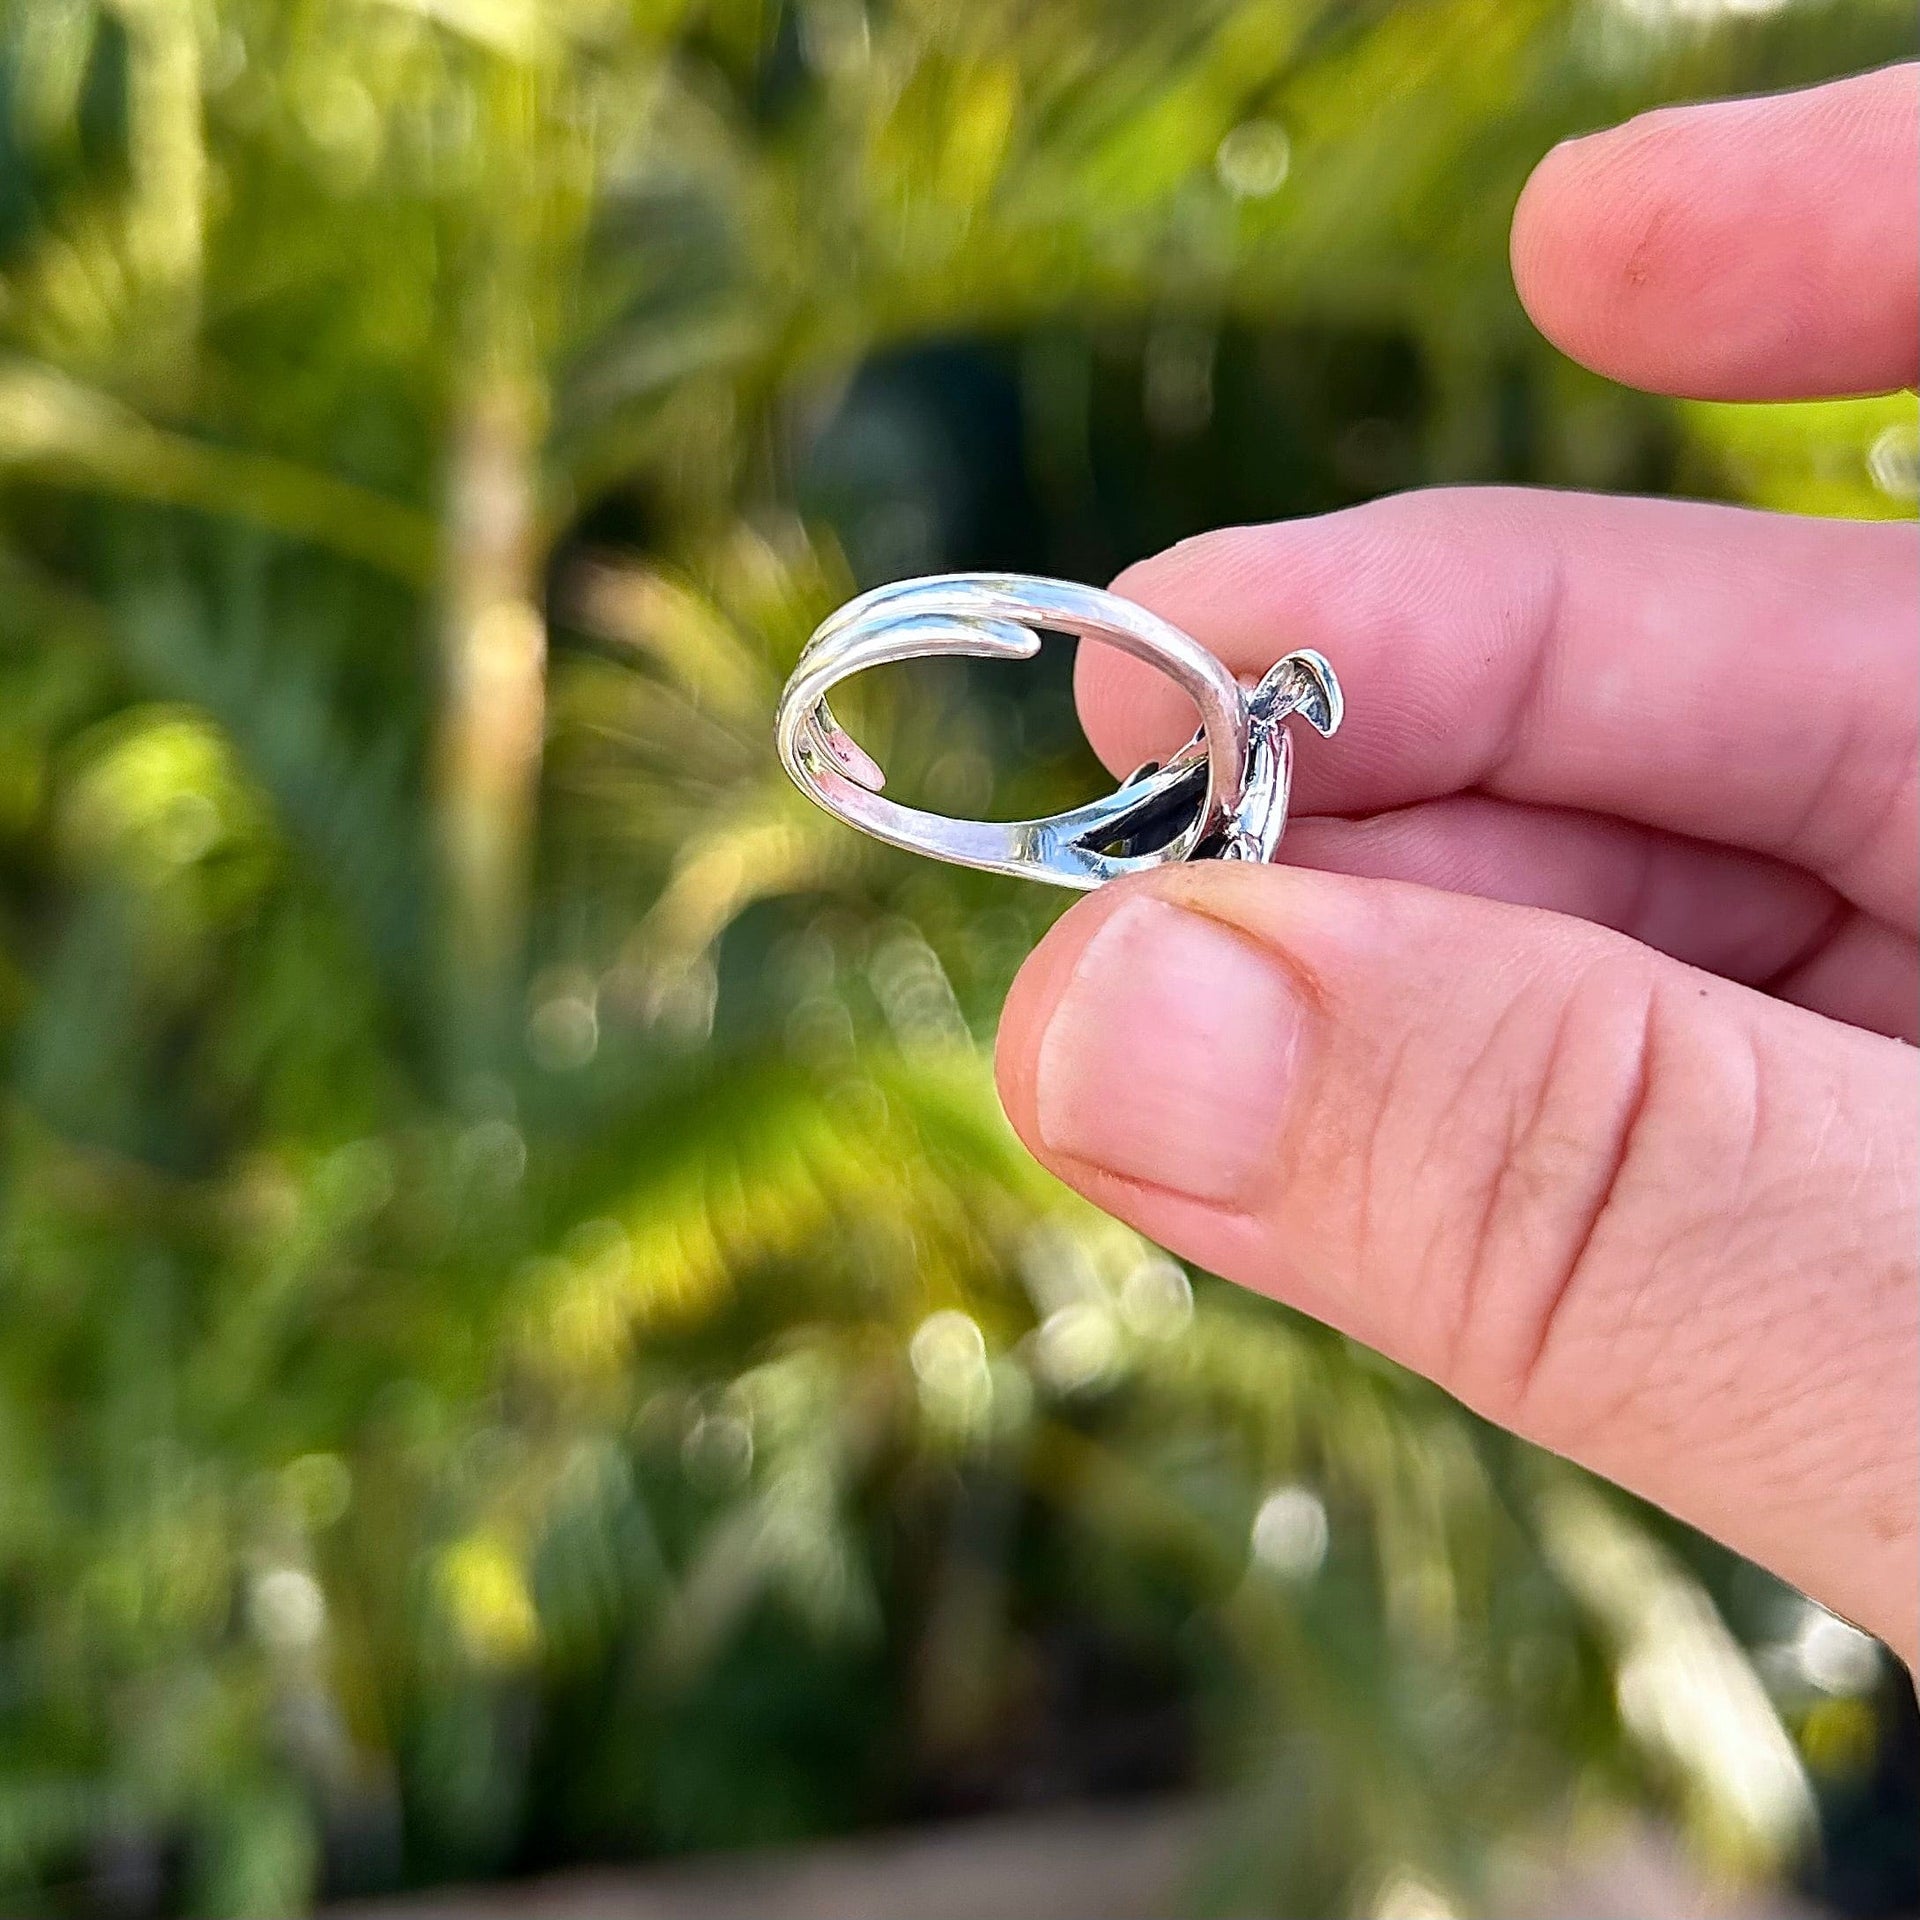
[775,572,1342,891]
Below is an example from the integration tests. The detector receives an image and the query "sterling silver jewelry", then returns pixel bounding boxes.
[775,572,1342,892]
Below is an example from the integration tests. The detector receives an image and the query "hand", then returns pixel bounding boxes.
[995,65,1919,1663]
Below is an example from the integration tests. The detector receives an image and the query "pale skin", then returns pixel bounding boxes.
[995,65,1920,1664]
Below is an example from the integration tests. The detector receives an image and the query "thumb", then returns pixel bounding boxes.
[995,864,1918,1660]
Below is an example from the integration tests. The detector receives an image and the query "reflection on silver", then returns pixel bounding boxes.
[775,572,1343,891]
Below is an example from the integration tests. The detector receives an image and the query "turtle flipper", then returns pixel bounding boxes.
[1255,650,1343,737]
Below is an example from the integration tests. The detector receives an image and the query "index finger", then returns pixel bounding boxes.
[1512,63,1919,400]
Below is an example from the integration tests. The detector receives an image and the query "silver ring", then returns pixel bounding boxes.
[775,572,1342,891]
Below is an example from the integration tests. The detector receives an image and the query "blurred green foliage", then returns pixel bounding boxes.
[0,0,1913,1913]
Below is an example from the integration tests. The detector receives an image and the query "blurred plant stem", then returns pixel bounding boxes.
[116,0,205,334]
[435,57,574,1061]
[0,360,439,576]
[437,359,548,1057]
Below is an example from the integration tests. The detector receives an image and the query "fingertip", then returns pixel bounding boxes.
[1508,66,1920,399]
[994,882,1119,1149]
[1072,637,1191,779]
[1507,125,1607,354]
[1086,528,1294,778]
[1509,104,1711,390]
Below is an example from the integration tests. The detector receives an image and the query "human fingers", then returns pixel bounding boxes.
[1511,64,1919,401]
[1080,490,1919,924]
[1282,797,1913,1040]
[996,863,1919,1660]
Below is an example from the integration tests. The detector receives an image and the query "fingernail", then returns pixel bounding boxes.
[1034,895,1304,1204]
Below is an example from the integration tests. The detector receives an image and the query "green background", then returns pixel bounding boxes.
[0,0,1913,1912]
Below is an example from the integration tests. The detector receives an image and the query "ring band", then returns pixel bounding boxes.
[775,572,1342,891]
